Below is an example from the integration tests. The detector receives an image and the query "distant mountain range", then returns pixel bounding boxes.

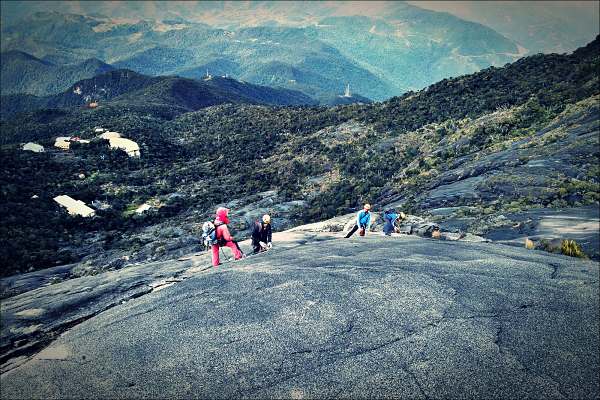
[0,3,527,101]
[409,1,599,55]
[3,1,596,54]
[0,50,114,96]
[0,68,318,119]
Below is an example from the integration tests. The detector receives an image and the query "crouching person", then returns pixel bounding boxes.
[252,214,272,254]
[345,203,372,238]
[212,207,244,267]
[383,209,399,236]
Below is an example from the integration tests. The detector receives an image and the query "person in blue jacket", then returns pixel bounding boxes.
[345,203,372,238]
[383,209,399,236]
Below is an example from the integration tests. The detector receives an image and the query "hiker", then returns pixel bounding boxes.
[345,203,372,238]
[212,207,244,267]
[252,214,273,254]
[383,209,399,236]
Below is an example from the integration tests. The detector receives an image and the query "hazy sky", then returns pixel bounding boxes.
[2,1,598,25]
[409,1,598,18]
[409,1,599,50]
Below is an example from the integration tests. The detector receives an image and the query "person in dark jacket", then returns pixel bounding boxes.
[252,214,272,254]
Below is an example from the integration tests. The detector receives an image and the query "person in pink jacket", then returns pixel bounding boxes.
[212,207,244,266]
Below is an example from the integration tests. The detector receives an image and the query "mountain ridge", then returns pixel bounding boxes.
[0,68,318,119]
[0,36,598,277]
[1,6,526,100]
[0,50,115,96]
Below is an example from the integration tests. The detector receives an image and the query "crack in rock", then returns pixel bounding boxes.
[290,349,312,355]
[490,317,571,399]
[549,263,560,279]
[402,364,430,399]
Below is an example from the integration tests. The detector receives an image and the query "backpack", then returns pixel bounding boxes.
[416,223,440,238]
[201,221,218,250]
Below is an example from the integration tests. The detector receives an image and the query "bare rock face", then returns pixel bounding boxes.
[1,231,598,399]
[312,212,488,243]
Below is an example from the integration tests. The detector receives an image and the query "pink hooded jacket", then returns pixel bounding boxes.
[214,207,234,242]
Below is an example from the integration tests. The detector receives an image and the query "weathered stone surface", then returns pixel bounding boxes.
[452,206,600,259]
[0,233,324,373]
[385,97,599,260]
[1,233,598,399]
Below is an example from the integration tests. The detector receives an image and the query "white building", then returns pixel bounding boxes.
[53,195,96,217]
[344,83,351,97]
[99,131,121,139]
[22,143,44,153]
[135,203,152,214]
[108,137,140,157]
[54,137,71,150]
[94,127,105,133]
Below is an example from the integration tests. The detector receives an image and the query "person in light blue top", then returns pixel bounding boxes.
[345,203,372,238]
[383,209,399,236]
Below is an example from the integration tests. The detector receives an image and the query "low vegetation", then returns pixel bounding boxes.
[0,36,598,276]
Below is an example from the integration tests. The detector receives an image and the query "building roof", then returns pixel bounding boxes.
[99,131,121,139]
[22,142,44,152]
[53,195,96,218]
[54,137,71,150]
[109,137,140,157]
[135,203,152,214]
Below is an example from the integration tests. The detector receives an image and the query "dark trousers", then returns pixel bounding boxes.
[253,245,265,254]
[345,225,362,238]
[234,241,244,255]
[252,239,264,254]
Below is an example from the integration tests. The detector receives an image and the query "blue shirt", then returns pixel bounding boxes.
[356,210,371,229]
[383,212,398,234]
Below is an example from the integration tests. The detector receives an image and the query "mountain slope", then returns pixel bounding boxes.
[0,50,114,96]
[0,37,598,276]
[1,230,598,397]
[110,27,389,101]
[112,47,197,76]
[112,75,317,110]
[309,8,520,92]
[0,69,160,118]
[411,1,600,54]
[0,69,316,118]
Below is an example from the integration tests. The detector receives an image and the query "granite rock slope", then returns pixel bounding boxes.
[1,231,598,399]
